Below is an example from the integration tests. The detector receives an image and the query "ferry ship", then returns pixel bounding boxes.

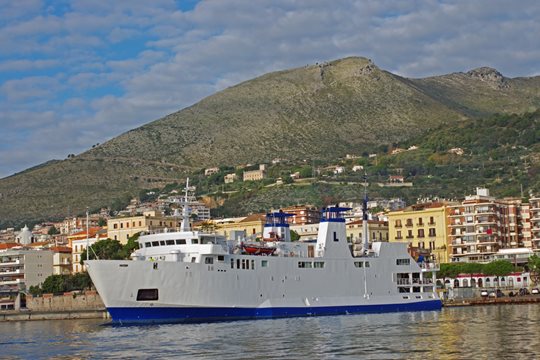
[87,181,441,324]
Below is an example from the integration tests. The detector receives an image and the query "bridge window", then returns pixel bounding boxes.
[396,259,410,266]
[176,239,186,245]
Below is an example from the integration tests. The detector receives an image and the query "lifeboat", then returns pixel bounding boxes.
[242,243,276,255]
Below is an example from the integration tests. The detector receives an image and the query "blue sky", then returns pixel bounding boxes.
[1,0,539,178]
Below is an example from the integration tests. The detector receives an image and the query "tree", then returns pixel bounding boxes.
[80,239,124,264]
[120,233,141,259]
[482,260,514,277]
[528,255,540,284]
[98,218,107,227]
[31,273,92,295]
[47,226,60,235]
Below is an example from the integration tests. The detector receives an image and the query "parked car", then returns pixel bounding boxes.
[480,290,489,297]
[519,288,529,296]
[532,288,539,295]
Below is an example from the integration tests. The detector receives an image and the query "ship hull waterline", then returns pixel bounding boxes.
[106,301,442,324]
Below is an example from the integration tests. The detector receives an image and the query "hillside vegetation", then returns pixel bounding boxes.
[0,57,539,227]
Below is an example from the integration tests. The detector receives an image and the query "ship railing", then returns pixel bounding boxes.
[397,279,434,285]
[419,262,439,272]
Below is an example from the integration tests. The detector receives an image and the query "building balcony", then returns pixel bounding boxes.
[416,223,424,227]
[395,236,403,240]
[0,269,21,276]
[405,223,413,228]
[0,259,23,266]
[0,278,23,286]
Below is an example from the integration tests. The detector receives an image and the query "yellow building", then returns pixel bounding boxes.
[214,214,266,239]
[107,211,179,244]
[387,202,451,263]
[346,220,389,243]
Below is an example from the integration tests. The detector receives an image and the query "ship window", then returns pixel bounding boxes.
[396,259,410,266]
[237,259,240,269]
[354,261,363,268]
[191,257,196,263]
[231,259,234,269]
[205,257,213,264]
[261,260,268,267]
[136,289,158,301]
[251,260,255,269]
[314,261,325,268]
[145,242,151,247]
[166,240,174,245]
[241,259,246,269]
[176,239,186,245]
[160,241,166,246]
[365,261,370,267]
[192,239,199,244]
[152,241,159,247]
[218,255,224,261]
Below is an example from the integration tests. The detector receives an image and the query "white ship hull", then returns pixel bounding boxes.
[87,246,441,323]
[87,207,441,324]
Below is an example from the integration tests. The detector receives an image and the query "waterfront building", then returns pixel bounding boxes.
[51,246,72,275]
[71,238,99,273]
[69,228,108,273]
[530,196,540,250]
[214,214,266,239]
[346,220,389,243]
[107,211,179,244]
[289,223,320,242]
[388,202,451,263]
[448,188,531,263]
[0,249,54,310]
[281,205,321,225]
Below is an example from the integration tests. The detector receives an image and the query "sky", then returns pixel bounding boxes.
[1,0,539,179]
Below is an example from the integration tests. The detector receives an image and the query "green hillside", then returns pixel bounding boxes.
[0,57,539,227]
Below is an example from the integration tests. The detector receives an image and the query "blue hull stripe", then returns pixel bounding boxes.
[107,300,442,324]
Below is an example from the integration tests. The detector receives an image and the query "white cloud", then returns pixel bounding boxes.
[1,0,540,178]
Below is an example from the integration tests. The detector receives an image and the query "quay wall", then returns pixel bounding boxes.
[26,291,104,311]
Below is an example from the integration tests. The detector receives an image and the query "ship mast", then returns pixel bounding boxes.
[181,178,191,231]
[361,172,369,254]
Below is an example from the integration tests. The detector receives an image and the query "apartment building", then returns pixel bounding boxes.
[214,214,266,239]
[281,205,321,225]
[346,220,389,243]
[0,249,54,309]
[530,196,540,250]
[107,211,180,244]
[388,202,451,263]
[448,188,531,263]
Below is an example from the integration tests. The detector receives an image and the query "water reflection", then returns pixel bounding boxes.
[0,304,539,359]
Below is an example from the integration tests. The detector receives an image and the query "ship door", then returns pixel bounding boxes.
[308,245,314,257]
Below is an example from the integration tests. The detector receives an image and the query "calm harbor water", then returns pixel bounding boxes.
[1,304,539,359]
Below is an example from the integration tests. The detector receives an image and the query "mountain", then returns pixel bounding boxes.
[1,57,539,227]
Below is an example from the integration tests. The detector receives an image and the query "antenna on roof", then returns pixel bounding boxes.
[361,171,369,254]
[181,178,191,231]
